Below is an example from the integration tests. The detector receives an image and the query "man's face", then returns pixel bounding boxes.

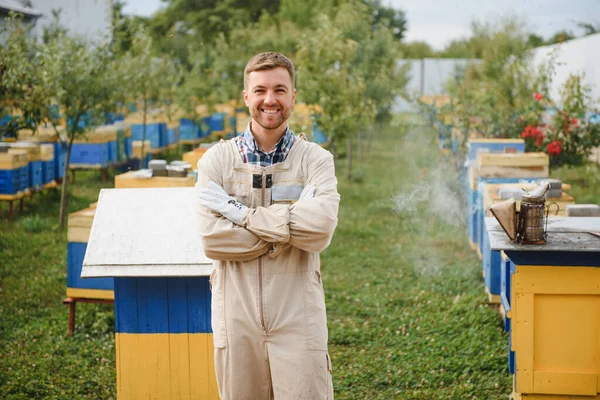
[243,67,296,131]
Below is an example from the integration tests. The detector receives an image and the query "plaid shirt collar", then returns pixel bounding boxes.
[236,122,296,166]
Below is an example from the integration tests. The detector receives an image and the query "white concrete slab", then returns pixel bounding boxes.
[82,187,213,277]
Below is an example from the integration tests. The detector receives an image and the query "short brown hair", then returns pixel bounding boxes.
[243,52,295,90]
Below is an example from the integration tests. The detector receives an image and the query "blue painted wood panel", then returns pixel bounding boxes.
[67,242,114,290]
[504,251,600,267]
[115,277,211,334]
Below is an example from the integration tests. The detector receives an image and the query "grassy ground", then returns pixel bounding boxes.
[1,120,599,399]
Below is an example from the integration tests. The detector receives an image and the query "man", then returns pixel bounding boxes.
[196,52,340,399]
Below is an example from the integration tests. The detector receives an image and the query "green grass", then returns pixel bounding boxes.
[1,122,599,399]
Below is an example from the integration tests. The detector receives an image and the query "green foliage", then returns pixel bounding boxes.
[400,41,435,59]
[521,74,600,166]
[18,215,54,233]
[0,13,57,136]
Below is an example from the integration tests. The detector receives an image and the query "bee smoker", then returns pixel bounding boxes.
[489,183,559,245]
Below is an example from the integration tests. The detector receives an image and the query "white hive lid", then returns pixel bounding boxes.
[82,187,212,277]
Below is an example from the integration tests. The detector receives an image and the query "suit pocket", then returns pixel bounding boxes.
[210,268,228,348]
[304,269,329,351]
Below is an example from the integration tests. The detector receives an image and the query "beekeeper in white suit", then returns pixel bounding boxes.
[196,52,340,399]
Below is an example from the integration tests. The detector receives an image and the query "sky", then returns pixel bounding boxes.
[122,0,600,50]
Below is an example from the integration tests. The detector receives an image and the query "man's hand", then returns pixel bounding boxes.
[198,181,249,226]
[299,184,316,201]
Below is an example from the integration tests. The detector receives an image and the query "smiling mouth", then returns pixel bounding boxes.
[261,109,280,114]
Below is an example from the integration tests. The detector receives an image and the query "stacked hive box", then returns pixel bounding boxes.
[9,143,43,190]
[480,182,575,304]
[40,144,55,184]
[473,152,550,302]
[114,170,196,189]
[126,114,168,150]
[18,126,67,180]
[0,150,29,195]
[466,139,526,251]
[70,127,114,167]
[67,207,114,299]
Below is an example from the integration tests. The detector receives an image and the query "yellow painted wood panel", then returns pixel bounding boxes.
[534,371,598,396]
[169,332,191,399]
[189,333,219,399]
[116,333,218,400]
[519,393,600,399]
[534,295,600,373]
[515,293,535,393]
[114,171,196,189]
[66,288,114,300]
[516,266,600,295]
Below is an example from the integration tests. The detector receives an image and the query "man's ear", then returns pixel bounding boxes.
[292,88,296,104]
[243,90,249,107]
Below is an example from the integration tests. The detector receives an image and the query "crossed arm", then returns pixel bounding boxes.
[195,149,340,261]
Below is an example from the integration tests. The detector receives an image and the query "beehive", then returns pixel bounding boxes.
[67,207,113,300]
[183,148,209,170]
[114,171,196,189]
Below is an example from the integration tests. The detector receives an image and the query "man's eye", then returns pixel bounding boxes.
[255,90,264,93]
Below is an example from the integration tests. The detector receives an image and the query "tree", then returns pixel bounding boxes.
[0,14,56,138]
[46,37,123,226]
[399,41,435,59]
[119,29,179,163]
[366,0,407,41]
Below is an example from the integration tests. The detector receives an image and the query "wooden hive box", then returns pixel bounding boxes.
[114,171,196,189]
[68,207,96,243]
[482,182,574,218]
[40,144,55,161]
[476,152,549,179]
[0,150,29,170]
[131,140,152,159]
[8,142,42,161]
[183,148,209,170]
[67,206,113,299]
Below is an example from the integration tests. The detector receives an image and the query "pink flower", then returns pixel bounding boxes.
[532,92,543,101]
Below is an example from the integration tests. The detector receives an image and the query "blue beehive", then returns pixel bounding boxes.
[29,160,43,189]
[42,160,55,184]
[0,166,28,194]
[67,207,114,300]
[70,143,110,165]
[130,123,166,149]
[209,113,225,132]
[53,142,67,179]
[108,141,118,163]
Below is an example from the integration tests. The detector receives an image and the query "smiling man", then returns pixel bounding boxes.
[195,52,340,399]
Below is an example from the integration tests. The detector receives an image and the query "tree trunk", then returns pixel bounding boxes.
[346,136,353,180]
[367,125,373,153]
[357,130,362,161]
[59,124,78,228]
[141,96,147,168]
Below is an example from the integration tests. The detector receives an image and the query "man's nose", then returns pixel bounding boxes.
[263,91,277,105]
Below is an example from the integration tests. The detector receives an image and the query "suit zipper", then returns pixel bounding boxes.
[258,167,267,330]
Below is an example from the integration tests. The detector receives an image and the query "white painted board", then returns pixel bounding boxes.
[82,187,213,277]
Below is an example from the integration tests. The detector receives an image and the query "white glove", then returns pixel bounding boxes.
[198,181,249,226]
[299,184,316,201]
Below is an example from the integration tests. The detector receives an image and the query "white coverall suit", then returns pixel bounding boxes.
[196,137,340,399]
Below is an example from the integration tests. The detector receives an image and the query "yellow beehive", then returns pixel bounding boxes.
[8,143,41,161]
[40,144,55,161]
[18,125,65,142]
[67,207,96,242]
[114,171,196,188]
[183,148,209,170]
[0,150,29,169]
[511,264,600,398]
[131,140,152,159]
